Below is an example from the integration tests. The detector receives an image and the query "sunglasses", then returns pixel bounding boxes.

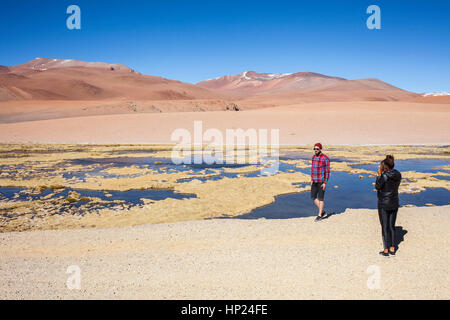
[314,148,320,151]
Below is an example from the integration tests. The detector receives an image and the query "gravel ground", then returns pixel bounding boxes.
[0,205,448,299]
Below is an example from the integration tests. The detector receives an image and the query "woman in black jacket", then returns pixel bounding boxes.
[375,155,402,257]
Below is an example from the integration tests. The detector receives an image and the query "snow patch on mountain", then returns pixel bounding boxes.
[240,71,293,81]
[241,71,251,80]
[422,92,450,97]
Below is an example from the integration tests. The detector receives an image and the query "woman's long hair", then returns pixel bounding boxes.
[384,155,395,170]
[379,155,395,173]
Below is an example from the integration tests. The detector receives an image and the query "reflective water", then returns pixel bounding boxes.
[237,170,449,220]
[0,186,195,206]
[1,154,448,217]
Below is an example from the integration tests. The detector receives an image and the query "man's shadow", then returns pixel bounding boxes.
[395,226,408,250]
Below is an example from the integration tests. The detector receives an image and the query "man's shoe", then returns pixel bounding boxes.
[321,212,329,219]
[314,215,322,222]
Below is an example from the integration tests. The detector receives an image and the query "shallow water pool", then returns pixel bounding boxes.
[235,171,450,220]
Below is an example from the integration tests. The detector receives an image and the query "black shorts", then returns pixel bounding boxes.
[311,182,325,201]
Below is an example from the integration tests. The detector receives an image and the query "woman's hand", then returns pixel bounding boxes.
[377,166,382,176]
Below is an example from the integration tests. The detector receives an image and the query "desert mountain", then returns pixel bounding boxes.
[11,57,135,73]
[406,92,450,104]
[196,71,419,101]
[0,66,10,73]
[197,71,346,96]
[0,58,228,101]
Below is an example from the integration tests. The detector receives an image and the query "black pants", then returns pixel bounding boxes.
[378,207,398,249]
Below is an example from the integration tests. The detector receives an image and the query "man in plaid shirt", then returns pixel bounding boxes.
[311,143,330,221]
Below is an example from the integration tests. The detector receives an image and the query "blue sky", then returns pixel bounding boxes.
[1,0,449,92]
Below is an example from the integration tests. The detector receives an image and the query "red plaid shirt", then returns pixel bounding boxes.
[311,152,330,184]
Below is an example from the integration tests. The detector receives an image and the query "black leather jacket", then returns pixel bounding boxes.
[375,169,402,210]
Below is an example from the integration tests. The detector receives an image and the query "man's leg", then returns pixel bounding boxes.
[317,184,325,216]
[311,183,319,210]
[313,198,319,208]
[313,199,324,215]
[318,200,324,216]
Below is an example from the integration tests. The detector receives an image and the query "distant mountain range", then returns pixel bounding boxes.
[0,58,423,103]
[14,57,136,73]
[0,58,226,101]
[196,70,419,101]
[197,71,346,96]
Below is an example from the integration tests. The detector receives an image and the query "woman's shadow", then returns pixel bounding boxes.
[324,213,408,249]
[395,226,408,250]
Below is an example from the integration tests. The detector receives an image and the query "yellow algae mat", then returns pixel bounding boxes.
[0,143,448,232]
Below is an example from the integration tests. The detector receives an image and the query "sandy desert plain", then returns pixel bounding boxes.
[0,59,449,299]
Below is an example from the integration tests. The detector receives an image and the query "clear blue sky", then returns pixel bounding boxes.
[1,0,449,92]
